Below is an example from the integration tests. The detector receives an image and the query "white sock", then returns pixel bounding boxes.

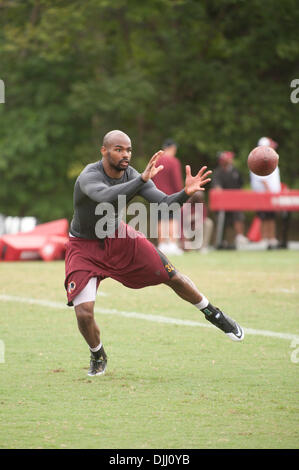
[90,342,102,353]
[194,295,209,310]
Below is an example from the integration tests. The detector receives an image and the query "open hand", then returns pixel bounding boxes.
[141,150,164,182]
[184,165,212,196]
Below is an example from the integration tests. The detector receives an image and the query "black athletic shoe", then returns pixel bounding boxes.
[202,304,244,341]
[88,346,107,376]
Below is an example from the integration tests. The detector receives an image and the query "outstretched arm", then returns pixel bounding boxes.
[139,181,189,205]
[79,171,145,203]
[139,163,212,205]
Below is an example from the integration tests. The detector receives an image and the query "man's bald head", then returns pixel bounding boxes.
[102,130,131,149]
[101,130,132,177]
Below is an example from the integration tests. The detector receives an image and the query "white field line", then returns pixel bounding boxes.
[271,288,297,294]
[0,294,298,342]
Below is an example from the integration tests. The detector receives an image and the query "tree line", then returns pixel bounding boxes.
[0,0,299,221]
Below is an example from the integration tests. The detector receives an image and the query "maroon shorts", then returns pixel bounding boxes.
[64,222,176,306]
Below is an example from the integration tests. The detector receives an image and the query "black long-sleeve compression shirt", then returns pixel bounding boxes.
[70,160,189,239]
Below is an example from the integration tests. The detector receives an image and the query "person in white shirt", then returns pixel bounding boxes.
[250,137,281,248]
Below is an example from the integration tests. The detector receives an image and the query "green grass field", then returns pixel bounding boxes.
[0,250,298,449]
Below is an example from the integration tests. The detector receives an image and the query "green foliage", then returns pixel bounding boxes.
[0,0,299,220]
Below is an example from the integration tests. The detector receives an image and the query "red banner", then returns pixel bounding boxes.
[209,189,299,211]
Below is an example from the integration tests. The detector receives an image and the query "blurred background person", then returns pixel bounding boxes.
[212,151,248,248]
[250,137,281,249]
[152,139,184,255]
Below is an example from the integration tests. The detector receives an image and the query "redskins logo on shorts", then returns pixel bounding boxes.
[67,280,76,294]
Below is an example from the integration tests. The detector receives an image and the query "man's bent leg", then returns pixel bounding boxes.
[73,277,101,349]
[73,277,107,376]
[164,272,244,341]
[75,301,100,349]
[74,301,107,376]
[164,271,202,304]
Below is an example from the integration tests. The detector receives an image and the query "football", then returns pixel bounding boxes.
[248,146,279,176]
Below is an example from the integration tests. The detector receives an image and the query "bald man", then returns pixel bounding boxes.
[65,130,244,376]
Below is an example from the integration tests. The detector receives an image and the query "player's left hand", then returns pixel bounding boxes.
[184,165,212,196]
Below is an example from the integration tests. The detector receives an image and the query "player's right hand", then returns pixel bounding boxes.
[141,150,164,182]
